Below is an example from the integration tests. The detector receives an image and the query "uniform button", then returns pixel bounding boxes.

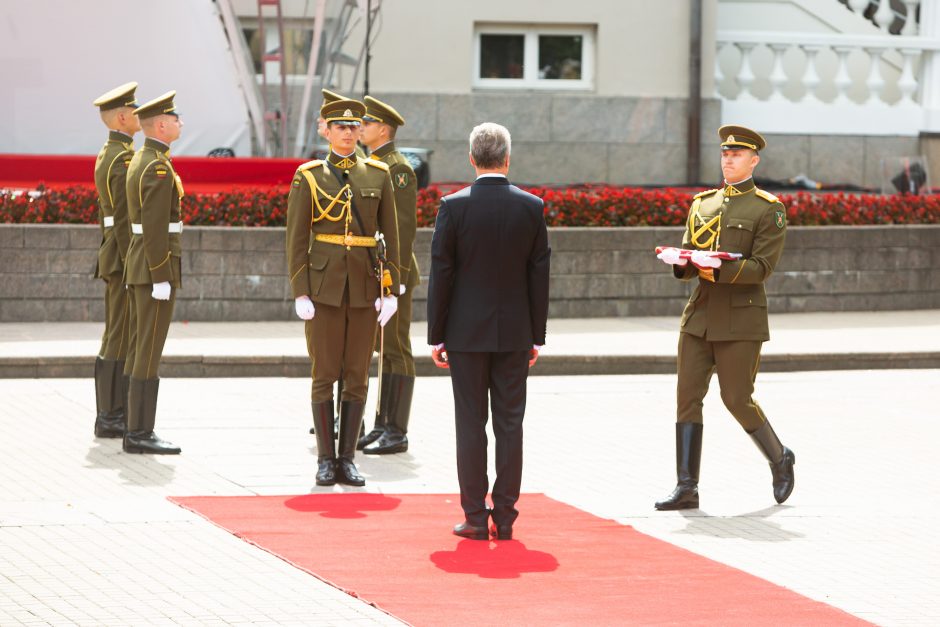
[370,192,375,197]
[724,198,729,203]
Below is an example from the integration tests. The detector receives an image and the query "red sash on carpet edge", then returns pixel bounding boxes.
[169,493,869,627]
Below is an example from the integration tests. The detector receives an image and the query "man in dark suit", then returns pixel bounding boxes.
[427,122,551,541]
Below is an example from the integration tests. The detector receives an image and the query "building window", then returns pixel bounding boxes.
[474,24,594,90]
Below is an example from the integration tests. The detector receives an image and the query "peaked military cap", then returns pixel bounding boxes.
[363,96,405,127]
[134,91,180,119]
[719,125,766,152]
[321,98,365,124]
[93,82,139,111]
[321,88,345,105]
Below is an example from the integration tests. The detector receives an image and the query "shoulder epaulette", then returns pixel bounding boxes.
[297,159,324,171]
[365,159,389,171]
[755,189,779,203]
[694,189,719,199]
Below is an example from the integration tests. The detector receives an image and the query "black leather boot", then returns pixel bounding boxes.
[312,400,337,486]
[122,378,181,454]
[750,420,795,504]
[109,359,128,435]
[94,357,124,438]
[364,374,414,455]
[358,375,391,450]
[337,400,366,486]
[655,422,703,510]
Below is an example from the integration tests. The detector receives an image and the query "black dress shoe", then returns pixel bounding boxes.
[122,431,181,455]
[336,458,365,486]
[490,524,513,540]
[453,521,489,540]
[316,459,337,486]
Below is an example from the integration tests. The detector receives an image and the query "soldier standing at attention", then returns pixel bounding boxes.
[654,125,795,510]
[91,82,140,438]
[286,98,401,487]
[123,91,184,455]
[357,95,419,455]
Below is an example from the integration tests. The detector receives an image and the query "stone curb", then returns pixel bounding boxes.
[2,352,938,378]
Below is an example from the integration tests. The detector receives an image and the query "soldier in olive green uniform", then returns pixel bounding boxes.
[123,91,184,455]
[286,98,401,487]
[655,125,795,510]
[91,82,140,438]
[357,95,419,455]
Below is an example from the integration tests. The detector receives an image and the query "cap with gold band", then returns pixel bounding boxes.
[321,88,345,105]
[93,82,139,111]
[363,95,405,127]
[719,124,766,152]
[321,98,365,124]
[134,91,180,120]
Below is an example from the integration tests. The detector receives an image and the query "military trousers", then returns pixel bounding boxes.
[305,289,378,404]
[676,332,768,432]
[373,288,415,377]
[129,284,176,380]
[98,273,130,360]
[124,284,138,377]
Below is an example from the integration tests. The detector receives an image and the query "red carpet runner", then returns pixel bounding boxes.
[170,493,868,626]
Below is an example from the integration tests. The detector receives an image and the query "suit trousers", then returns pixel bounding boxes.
[374,288,415,377]
[98,273,130,360]
[676,332,768,432]
[130,285,176,380]
[448,350,529,528]
[305,288,378,403]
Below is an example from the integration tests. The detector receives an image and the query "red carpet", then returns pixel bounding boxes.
[170,493,868,626]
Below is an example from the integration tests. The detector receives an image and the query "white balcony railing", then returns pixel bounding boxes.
[715,1,940,134]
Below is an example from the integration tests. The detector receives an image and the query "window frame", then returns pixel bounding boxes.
[472,23,595,91]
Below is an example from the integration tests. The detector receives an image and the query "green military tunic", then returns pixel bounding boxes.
[286,152,400,403]
[370,142,418,377]
[124,137,183,381]
[672,177,787,431]
[94,130,135,360]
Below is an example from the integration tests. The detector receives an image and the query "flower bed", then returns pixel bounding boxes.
[3,183,939,227]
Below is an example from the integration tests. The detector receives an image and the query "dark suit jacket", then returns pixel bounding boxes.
[427,176,551,352]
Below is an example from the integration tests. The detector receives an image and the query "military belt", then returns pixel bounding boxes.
[131,221,183,235]
[102,216,114,228]
[314,233,376,248]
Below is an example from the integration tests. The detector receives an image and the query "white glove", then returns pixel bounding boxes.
[294,296,315,320]
[375,295,398,327]
[657,247,688,266]
[399,284,407,295]
[690,250,722,269]
[151,281,171,300]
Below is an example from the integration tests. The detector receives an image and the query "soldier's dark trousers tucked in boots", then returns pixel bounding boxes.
[364,373,414,455]
[655,422,703,510]
[123,378,180,454]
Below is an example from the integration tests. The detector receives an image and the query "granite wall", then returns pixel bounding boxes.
[2,224,938,322]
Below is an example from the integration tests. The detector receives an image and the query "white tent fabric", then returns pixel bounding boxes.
[0,0,252,156]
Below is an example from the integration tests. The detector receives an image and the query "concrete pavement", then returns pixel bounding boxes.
[1,367,938,625]
[2,310,939,377]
